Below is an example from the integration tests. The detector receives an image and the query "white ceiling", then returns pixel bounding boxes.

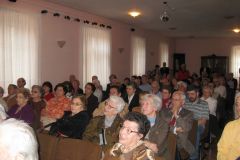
[44,0,240,37]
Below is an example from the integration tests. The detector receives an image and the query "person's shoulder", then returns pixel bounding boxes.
[135,143,155,160]
[198,99,208,105]
[225,119,240,129]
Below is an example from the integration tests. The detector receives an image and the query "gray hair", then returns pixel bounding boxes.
[177,81,187,89]
[0,118,38,160]
[234,92,240,119]
[141,94,162,111]
[173,91,186,103]
[108,96,125,113]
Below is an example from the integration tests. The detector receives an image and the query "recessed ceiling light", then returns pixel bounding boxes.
[232,28,240,33]
[128,10,141,18]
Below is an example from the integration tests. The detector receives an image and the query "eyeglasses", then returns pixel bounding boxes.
[105,101,117,110]
[71,102,83,106]
[120,124,139,134]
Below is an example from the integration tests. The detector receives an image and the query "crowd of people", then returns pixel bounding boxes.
[0,63,240,160]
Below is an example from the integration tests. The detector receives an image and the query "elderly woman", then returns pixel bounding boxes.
[41,83,70,127]
[217,93,240,160]
[7,88,34,125]
[141,94,169,158]
[104,112,155,160]
[29,85,46,130]
[49,95,90,139]
[83,95,125,151]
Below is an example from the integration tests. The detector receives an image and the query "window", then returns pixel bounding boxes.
[131,36,146,75]
[159,43,169,66]
[0,8,40,90]
[230,45,240,79]
[81,25,111,89]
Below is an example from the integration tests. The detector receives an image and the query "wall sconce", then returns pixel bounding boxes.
[57,40,66,48]
[118,48,124,54]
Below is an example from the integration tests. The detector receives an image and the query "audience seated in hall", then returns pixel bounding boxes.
[104,112,155,160]
[185,85,209,159]
[84,82,99,118]
[42,81,55,101]
[3,84,18,110]
[93,85,128,118]
[141,94,169,159]
[41,83,70,128]
[161,85,172,109]
[29,85,46,131]
[49,95,90,139]
[71,79,84,96]
[139,75,152,92]
[83,96,125,152]
[7,88,34,125]
[161,91,197,159]
[123,82,139,112]
[150,80,162,98]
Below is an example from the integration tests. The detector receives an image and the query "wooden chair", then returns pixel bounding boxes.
[54,137,102,160]
[166,132,177,160]
[37,132,59,160]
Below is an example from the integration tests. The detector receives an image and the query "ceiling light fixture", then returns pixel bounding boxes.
[232,28,240,33]
[128,10,141,18]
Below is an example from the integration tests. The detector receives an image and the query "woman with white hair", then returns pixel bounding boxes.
[217,93,240,160]
[0,118,38,160]
[83,95,125,152]
[140,94,169,158]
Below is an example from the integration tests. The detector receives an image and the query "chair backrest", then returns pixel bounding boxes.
[166,132,177,160]
[54,138,102,160]
[37,132,59,160]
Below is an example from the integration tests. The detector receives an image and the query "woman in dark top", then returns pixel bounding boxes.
[29,85,46,130]
[84,82,99,118]
[49,95,90,139]
[7,88,34,125]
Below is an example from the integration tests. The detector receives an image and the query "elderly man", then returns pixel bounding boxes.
[150,80,162,98]
[161,91,197,159]
[0,118,38,160]
[185,85,209,159]
[83,95,125,152]
[141,94,169,158]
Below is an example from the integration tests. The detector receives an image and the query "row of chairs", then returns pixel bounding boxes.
[37,131,177,160]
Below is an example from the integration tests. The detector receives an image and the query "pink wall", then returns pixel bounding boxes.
[175,37,240,75]
[1,0,174,87]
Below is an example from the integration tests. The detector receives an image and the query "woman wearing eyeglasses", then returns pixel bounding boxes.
[104,112,155,160]
[83,96,125,152]
[49,95,90,139]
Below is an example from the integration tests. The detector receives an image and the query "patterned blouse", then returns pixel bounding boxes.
[41,96,70,119]
[104,141,155,160]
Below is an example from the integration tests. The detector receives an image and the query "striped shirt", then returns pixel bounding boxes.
[184,98,209,120]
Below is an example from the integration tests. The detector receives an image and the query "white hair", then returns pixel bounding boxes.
[177,81,187,89]
[142,94,162,111]
[108,96,125,113]
[0,118,38,160]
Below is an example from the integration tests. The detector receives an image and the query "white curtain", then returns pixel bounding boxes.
[131,36,146,75]
[230,45,240,79]
[81,25,111,89]
[0,8,40,91]
[159,43,169,66]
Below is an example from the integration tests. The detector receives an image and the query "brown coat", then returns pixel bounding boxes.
[160,108,196,156]
[147,112,169,158]
[83,114,123,151]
